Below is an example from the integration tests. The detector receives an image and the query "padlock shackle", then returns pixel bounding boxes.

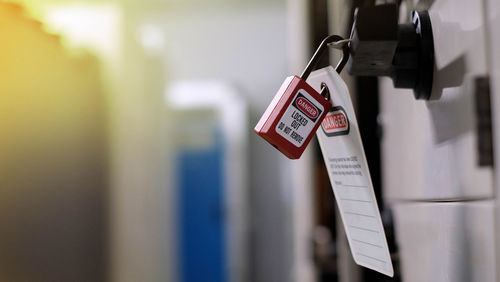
[300,35,350,80]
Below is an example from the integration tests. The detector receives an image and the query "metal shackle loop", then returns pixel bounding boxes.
[300,35,350,80]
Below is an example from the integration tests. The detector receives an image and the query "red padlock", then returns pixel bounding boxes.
[254,35,349,159]
[254,76,330,159]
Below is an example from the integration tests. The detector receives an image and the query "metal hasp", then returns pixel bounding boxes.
[301,34,350,100]
[347,4,434,100]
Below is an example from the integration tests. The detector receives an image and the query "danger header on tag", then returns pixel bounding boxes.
[321,106,350,136]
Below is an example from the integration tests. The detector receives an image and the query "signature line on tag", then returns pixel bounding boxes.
[338,184,367,188]
[344,211,376,218]
[352,239,384,248]
[348,225,380,233]
[356,253,388,264]
[340,198,372,203]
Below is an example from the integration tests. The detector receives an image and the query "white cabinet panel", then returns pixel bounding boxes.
[381,0,493,201]
[485,0,500,279]
[393,201,496,282]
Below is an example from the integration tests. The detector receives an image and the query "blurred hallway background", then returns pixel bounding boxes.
[0,0,321,281]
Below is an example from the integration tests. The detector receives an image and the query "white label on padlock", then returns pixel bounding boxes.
[308,66,394,277]
[275,89,325,147]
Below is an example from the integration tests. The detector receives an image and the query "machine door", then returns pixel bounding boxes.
[381,0,493,201]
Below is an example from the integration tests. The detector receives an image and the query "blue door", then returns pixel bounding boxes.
[177,133,226,282]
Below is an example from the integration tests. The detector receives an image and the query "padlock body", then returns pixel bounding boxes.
[254,75,330,159]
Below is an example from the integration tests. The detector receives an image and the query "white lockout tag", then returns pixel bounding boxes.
[308,66,394,277]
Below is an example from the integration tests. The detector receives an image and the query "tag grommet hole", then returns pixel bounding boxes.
[320,82,330,101]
